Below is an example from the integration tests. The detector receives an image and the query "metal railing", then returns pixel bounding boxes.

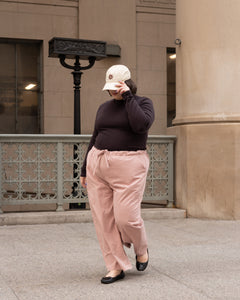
[0,134,176,213]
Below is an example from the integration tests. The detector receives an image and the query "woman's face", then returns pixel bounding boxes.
[109,90,123,100]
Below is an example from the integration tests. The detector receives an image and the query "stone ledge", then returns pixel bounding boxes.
[142,208,186,220]
[0,208,186,226]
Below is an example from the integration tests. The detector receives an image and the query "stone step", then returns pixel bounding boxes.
[0,208,186,226]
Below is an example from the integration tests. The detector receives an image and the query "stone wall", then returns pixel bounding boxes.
[0,0,176,135]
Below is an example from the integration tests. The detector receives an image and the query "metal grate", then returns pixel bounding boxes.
[0,134,176,213]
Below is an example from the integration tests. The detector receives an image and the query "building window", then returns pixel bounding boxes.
[167,47,176,127]
[0,39,42,133]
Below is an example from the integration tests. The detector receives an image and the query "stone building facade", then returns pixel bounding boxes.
[169,0,240,220]
[1,0,239,220]
[0,0,176,135]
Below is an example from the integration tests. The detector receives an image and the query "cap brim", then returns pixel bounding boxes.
[102,82,119,91]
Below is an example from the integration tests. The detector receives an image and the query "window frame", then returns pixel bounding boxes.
[0,38,43,134]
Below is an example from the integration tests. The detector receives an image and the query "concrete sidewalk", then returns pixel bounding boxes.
[0,215,240,299]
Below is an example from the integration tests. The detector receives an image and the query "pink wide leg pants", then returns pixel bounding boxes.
[86,146,149,271]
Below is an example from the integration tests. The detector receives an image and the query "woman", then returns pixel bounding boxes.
[80,64,155,284]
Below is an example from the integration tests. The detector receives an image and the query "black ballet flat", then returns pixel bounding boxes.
[101,270,125,284]
[136,249,149,271]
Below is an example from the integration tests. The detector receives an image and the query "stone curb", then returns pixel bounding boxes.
[0,208,186,226]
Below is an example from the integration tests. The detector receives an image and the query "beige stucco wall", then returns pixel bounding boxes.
[174,0,240,125]
[169,0,240,219]
[0,0,79,133]
[136,5,176,134]
[0,0,176,135]
[78,0,176,135]
[169,124,240,220]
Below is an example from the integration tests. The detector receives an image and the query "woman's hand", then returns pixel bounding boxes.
[80,176,87,188]
[115,81,130,95]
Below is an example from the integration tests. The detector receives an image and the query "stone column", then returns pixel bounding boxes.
[171,0,240,219]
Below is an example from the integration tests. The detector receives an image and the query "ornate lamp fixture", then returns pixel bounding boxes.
[49,37,106,133]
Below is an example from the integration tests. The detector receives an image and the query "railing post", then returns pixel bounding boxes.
[56,142,64,211]
[0,143,3,214]
[167,140,174,207]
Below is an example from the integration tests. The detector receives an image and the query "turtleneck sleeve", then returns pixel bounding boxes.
[122,91,155,133]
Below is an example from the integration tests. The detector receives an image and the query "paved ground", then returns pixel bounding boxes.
[0,215,240,299]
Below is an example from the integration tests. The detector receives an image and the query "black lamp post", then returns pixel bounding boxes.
[49,37,106,134]
[48,37,106,208]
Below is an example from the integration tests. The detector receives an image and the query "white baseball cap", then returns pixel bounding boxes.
[102,64,131,91]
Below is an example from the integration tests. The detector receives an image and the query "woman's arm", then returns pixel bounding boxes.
[116,81,155,133]
[124,91,155,133]
[80,176,87,189]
